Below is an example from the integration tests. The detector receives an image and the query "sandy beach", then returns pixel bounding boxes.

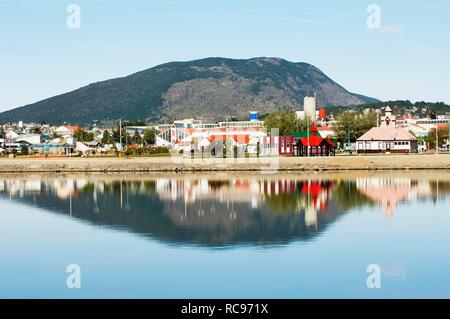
[0,154,449,173]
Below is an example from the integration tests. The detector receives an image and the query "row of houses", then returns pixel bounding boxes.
[279,106,448,155]
[155,118,269,155]
[1,102,448,156]
[0,124,114,156]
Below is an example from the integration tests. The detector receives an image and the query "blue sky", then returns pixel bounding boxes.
[0,0,449,112]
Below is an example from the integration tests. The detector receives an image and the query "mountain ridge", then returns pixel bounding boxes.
[0,57,379,126]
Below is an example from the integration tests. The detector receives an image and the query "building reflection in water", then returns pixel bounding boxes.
[0,175,449,246]
[355,178,447,218]
[155,178,334,228]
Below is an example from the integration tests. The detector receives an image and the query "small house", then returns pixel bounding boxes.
[356,107,417,154]
[278,123,336,157]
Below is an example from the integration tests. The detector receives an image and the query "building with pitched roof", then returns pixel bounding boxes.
[356,107,417,154]
[278,123,336,156]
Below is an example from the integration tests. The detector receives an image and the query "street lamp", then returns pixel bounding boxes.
[436,124,439,155]
[306,116,310,157]
[347,127,351,145]
[347,120,353,155]
[447,113,450,155]
[119,119,122,152]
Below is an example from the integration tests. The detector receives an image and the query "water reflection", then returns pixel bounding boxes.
[1,173,449,247]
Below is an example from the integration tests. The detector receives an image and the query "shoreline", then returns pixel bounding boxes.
[0,154,450,173]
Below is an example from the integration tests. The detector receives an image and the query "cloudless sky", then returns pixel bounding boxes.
[0,0,449,112]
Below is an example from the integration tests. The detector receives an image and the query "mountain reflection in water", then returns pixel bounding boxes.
[1,174,449,247]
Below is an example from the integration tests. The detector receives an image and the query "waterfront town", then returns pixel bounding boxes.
[0,96,449,158]
[3,0,450,303]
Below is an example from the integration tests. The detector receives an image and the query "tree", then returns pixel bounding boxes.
[358,111,378,136]
[124,120,146,127]
[132,130,142,144]
[73,129,84,141]
[125,133,132,145]
[101,130,111,145]
[296,116,313,132]
[143,128,157,145]
[427,126,449,150]
[264,111,298,136]
[112,129,121,143]
[83,132,94,142]
[31,127,42,135]
[111,126,127,144]
[73,129,94,142]
[334,111,356,144]
[333,111,378,144]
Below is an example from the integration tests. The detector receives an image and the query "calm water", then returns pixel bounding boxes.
[1,172,450,298]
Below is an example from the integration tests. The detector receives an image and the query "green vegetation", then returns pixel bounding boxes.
[263,110,312,136]
[73,129,94,142]
[333,111,378,144]
[325,100,450,119]
[101,130,115,145]
[354,100,450,117]
[123,121,147,126]
[427,125,449,149]
[131,130,142,144]
[261,111,296,136]
[262,107,377,143]
[143,128,157,145]
[124,145,169,156]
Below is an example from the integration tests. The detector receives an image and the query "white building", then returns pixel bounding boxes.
[16,134,41,145]
[397,115,450,138]
[296,95,318,122]
[356,107,418,154]
[54,125,81,136]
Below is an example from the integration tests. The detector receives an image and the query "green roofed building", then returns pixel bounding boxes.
[292,123,322,138]
[279,122,335,157]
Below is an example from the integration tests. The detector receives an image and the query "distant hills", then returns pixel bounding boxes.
[0,57,379,126]
[326,100,450,118]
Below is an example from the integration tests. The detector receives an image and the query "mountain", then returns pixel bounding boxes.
[0,57,378,126]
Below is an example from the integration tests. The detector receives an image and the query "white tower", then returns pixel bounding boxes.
[303,95,317,122]
[381,106,396,127]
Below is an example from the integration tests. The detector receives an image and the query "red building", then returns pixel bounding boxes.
[278,123,336,157]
